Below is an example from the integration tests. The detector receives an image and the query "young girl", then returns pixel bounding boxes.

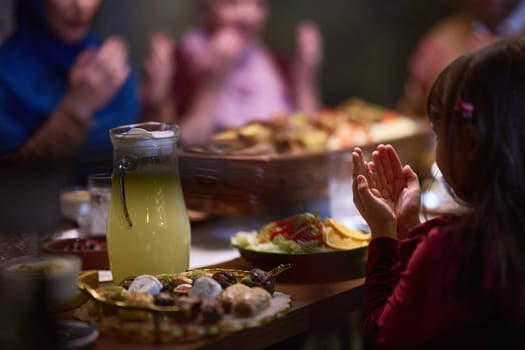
[353,37,525,348]
[169,0,323,145]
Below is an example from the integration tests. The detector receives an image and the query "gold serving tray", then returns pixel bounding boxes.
[74,265,292,344]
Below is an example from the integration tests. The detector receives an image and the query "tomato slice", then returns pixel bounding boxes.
[265,213,323,242]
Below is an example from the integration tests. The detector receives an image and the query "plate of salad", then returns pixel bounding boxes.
[231,212,371,282]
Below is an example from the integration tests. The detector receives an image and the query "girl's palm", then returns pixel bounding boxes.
[352,145,421,239]
[370,145,421,238]
[352,147,397,237]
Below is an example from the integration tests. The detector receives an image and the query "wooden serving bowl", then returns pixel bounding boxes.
[42,236,109,271]
[178,120,431,216]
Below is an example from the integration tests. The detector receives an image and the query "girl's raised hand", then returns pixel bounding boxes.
[369,144,421,239]
[352,147,397,239]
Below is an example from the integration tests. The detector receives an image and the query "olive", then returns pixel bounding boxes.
[118,277,135,290]
[241,268,275,295]
[212,271,238,289]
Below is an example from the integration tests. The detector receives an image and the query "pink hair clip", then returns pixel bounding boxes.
[455,99,474,119]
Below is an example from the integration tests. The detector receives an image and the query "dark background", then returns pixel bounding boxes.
[92,0,461,110]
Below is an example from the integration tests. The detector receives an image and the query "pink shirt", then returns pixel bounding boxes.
[175,29,293,130]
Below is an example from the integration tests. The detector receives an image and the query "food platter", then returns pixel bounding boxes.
[178,100,432,216]
[73,266,292,344]
[179,147,336,215]
[76,291,291,344]
[234,245,367,283]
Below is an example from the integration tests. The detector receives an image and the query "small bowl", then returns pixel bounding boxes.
[42,236,109,271]
[59,188,90,222]
[0,254,81,306]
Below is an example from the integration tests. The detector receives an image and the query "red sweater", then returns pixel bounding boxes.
[363,215,518,349]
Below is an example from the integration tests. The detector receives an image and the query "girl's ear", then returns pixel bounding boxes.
[460,123,479,161]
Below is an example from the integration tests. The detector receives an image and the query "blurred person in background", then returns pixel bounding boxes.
[0,0,139,168]
[152,0,324,145]
[397,0,525,206]
[0,0,171,234]
[0,0,174,168]
[397,0,525,117]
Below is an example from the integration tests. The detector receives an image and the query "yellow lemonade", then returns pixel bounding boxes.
[106,165,191,284]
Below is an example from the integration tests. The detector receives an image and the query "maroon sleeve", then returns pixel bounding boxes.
[363,216,463,349]
[363,237,401,339]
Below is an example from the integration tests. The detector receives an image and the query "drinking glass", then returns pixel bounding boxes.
[329,151,361,227]
[88,173,112,236]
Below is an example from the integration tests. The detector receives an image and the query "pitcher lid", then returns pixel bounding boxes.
[116,127,174,139]
[110,122,179,147]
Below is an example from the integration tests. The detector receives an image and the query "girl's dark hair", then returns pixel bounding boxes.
[427,37,525,328]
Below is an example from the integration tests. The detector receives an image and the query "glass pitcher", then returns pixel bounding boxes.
[106,122,191,284]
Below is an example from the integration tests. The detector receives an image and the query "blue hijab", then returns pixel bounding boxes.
[0,0,141,164]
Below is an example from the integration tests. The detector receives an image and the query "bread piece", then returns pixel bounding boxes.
[232,287,271,318]
[217,283,251,314]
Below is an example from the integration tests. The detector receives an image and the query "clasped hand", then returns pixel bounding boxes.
[64,37,131,120]
[352,144,421,240]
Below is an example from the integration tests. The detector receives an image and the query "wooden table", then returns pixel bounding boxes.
[88,257,365,350]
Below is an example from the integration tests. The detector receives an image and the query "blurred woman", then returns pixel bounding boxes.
[0,0,170,233]
[0,0,141,167]
[159,0,323,145]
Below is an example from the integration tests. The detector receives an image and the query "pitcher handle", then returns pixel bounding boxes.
[116,156,137,228]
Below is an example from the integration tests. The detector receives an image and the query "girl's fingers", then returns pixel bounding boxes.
[378,144,394,184]
[352,151,360,180]
[385,144,404,179]
[367,161,379,190]
[371,148,392,198]
[352,176,363,212]
[403,165,420,190]
[358,148,369,178]
[371,150,387,188]
[352,148,365,178]
[355,175,378,212]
